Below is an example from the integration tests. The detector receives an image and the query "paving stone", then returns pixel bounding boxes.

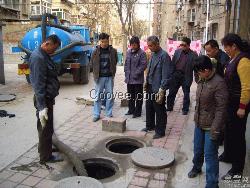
[35,179,57,188]
[15,157,35,165]
[54,176,103,188]
[130,177,148,187]
[148,180,166,188]
[102,117,126,133]
[15,185,32,188]
[135,171,151,178]
[0,170,15,180]
[125,131,146,138]
[0,180,18,188]
[21,176,42,187]
[128,185,143,188]
[32,169,50,178]
[8,173,28,183]
[131,147,175,169]
[154,173,168,181]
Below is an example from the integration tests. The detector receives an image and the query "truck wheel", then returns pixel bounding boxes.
[26,74,31,84]
[72,68,81,84]
[79,64,90,84]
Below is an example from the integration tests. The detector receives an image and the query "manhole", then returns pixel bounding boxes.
[73,158,119,180]
[131,147,175,169]
[105,137,146,155]
[54,176,103,188]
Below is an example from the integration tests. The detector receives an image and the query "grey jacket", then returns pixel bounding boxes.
[124,48,147,84]
[90,45,118,81]
[172,49,198,87]
[29,47,60,111]
[146,48,172,93]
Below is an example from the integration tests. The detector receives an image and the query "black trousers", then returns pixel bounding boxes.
[34,97,54,162]
[224,102,249,173]
[146,85,167,136]
[167,71,190,112]
[127,84,143,116]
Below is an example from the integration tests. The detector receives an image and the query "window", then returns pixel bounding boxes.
[212,23,218,39]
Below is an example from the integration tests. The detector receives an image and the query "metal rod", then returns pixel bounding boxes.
[0,22,6,85]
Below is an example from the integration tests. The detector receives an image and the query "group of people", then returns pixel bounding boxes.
[28,31,250,188]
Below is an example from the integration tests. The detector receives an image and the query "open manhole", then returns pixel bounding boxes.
[73,158,119,180]
[105,137,146,155]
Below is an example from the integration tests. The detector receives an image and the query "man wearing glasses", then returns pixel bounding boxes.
[167,37,198,115]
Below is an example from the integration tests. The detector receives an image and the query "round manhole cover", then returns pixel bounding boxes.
[131,147,175,169]
[0,94,16,102]
[54,176,103,188]
[106,137,146,155]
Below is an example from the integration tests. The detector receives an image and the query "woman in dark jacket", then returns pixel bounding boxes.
[220,33,250,180]
[188,56,228,188]
[124,36,147,118]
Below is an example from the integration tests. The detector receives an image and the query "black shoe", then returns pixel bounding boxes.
[141,127,155,132]
[132,114,141,118]
[166,108,173,112]
[221,170,242,181]
[153,134,165,139]
[182,111,188,115]
[125,111,133,115]
[188,167,202,178]
[219,153,232,163]
[40,155,64,164]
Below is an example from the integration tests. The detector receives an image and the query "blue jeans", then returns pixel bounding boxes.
[192,126,219,188]
[93,77,114,118]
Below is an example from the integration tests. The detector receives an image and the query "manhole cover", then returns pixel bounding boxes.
[73,158,119,180]
[0,94,16,102]
[131,147,175,169]
[54,176,103,188]
[106,137,146,155]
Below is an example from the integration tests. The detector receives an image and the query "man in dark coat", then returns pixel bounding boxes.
[204,39,230,77]
[124,36,147,118]
[167,37,198,115]
[142,36,172,139]
[29,35,62,163]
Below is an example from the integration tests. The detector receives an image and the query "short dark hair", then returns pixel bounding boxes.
[130,36,140,45]
[147,35,159,45]
[46,35,61,45]
[182,37,191,46]
[99,33,109,40]
[204,39,219,49]
[194,55,213,72]
[221,33,249,52]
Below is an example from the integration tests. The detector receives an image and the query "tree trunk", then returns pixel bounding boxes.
[122,24,127,65]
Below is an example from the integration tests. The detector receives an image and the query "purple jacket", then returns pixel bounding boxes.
[124,48,147,84]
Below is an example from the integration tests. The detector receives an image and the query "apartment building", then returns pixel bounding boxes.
[0,0,30,21]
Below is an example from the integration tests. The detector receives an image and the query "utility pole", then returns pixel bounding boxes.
[0,22,6,85]
[205,0,210,43]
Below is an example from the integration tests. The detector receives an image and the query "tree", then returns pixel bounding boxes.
[132,19,147,39]
[113,0,138,62]
[76,0,111,32]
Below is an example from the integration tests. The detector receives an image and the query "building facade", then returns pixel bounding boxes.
[0,0,30,21]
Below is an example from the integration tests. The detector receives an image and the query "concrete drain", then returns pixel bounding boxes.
[105,137,146,155]
[73,158,118,180]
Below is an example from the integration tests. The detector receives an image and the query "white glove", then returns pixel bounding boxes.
[155,88,165,104]
[39,108,48,129]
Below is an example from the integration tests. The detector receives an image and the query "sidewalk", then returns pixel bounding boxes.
[0,66,249,188]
